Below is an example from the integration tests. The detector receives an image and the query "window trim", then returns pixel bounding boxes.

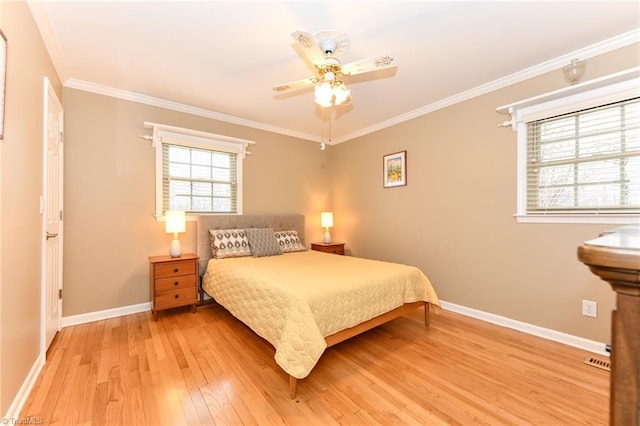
[144,122,254,220]
[497,68,640,224]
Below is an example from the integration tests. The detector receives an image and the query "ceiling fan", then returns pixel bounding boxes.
[273,30,398,107]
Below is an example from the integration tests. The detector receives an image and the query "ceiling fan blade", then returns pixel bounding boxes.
[272,76,318,93]
[340,53,398,76]
[291,30,327,67]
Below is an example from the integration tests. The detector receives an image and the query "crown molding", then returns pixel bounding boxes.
[334,28,640,144]
[28,1,69,82]
[64,79,322,143]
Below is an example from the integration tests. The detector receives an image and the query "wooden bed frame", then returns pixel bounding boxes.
[196,214,431,399]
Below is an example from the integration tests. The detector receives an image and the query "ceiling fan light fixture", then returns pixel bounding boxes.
[314,80,350,107]
[315,82,334,107]
[333,84,350,105]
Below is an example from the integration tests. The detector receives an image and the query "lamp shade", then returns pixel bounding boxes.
[165,210,186,233]
[321,212,334,228]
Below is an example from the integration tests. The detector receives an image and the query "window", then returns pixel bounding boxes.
[499,71,640,223]
[527,98,639,214]
[163,144,238,213]
[146,122,253,218]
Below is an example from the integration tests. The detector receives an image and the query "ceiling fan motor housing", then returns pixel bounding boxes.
[314,31,350,57]
[320,38,337,55]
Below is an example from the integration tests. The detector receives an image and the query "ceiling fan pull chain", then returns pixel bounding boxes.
[329,106,333,144]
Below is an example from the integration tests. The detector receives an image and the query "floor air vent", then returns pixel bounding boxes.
[584,356,611,371]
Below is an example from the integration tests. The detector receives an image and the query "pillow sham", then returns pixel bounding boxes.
[209,228,252,259]
[244,228,282,257]
[274,230,306,253]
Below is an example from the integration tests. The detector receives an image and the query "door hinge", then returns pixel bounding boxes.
[58,289,62,300]
[59,210,63,221]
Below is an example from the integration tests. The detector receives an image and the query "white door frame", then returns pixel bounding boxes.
[40,77,63,353]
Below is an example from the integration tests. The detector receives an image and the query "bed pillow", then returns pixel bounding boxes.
[209,228,252,259]
[245,228,282,257]
[274,230,306,253]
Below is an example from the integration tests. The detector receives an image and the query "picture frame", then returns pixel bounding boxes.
[0,29,6,140]
[383,150,407,188]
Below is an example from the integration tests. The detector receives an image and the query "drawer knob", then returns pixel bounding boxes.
[174,294,179,299]
[173,268,179,273]
[174,281,179,286]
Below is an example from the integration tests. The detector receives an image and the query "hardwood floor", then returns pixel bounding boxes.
[21,304,609,425]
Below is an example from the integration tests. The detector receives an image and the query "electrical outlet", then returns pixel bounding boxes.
[582,300,597,318]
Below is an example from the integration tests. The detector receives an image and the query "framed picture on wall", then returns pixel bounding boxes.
[383,150,407,188]
[0,29,6,140]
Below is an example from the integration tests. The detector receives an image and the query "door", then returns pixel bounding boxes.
[42,77,63,352]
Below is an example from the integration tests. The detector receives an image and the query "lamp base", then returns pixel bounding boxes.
[169,239,182,258]
[324,228,331,244]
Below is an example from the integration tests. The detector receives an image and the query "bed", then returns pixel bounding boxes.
[196,214,440,398]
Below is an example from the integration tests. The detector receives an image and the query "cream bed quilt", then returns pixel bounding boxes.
[201,250,440,379]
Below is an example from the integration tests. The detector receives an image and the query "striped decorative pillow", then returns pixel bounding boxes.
[244,228,282,257]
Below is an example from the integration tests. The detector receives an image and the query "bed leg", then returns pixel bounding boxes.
[198,274,204,306]
[424,302,430,327]
[289,376,298,399]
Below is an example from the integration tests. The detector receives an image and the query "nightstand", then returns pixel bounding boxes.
[148,253,199,321]
[311,242,345,255]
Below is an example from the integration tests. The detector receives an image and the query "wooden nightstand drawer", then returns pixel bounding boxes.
[311,242,345,255]
[154,287,197,309]
[155,274,196,292]
[154,260,196,278]
[325,245,345,255]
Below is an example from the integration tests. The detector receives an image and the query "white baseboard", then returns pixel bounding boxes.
[440,300,609,356]
[3,352,45,420]
[61,302,151,328]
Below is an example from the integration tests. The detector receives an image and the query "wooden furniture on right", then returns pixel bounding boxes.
[149,253,199,321]
[311,242,345,255]
[577,225,640,426]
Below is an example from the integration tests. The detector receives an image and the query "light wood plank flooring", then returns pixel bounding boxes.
[21,304,609,425]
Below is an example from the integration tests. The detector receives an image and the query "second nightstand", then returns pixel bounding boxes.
[149,253,199,321]
[311,242,345,255]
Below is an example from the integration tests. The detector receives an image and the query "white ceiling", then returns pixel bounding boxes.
[29,1,640,143]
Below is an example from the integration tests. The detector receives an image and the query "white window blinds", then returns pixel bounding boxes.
[526,97,639,214]
[162,143,238,213]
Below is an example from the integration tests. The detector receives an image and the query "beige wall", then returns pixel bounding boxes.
[62,88,332,316]
[331,43,639,344]
[0,1,62,414]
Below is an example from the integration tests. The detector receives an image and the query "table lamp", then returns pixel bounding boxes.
[321,212,333,244]
[165,210,186,257]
